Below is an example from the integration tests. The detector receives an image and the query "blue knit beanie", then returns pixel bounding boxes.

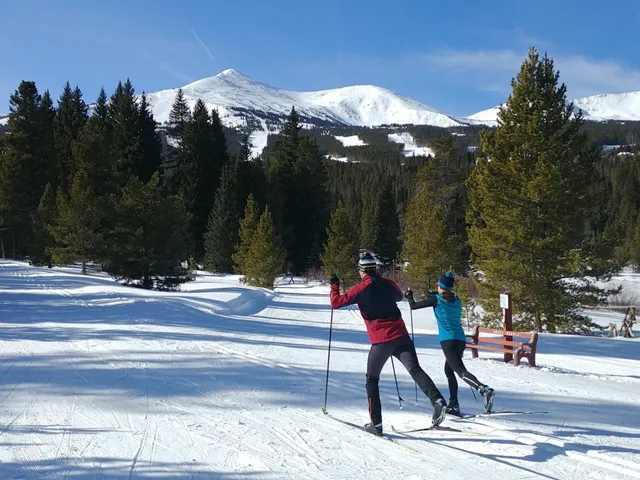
[437,271,455,290]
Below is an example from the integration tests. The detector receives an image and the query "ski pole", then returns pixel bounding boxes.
[322,308,334,414]
[409,308,418,406]
[390,357,403,408]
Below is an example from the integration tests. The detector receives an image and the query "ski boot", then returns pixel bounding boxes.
[445,402,461,417]
[479,386,495,413]
[364,422,383,436]
[432,398,447,427]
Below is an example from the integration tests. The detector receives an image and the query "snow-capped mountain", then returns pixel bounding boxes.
[468,91,640,126]
[145,69,464,130]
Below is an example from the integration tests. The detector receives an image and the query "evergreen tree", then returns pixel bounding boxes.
[108,79,139,189]
[204,160,239,273]
[102,172,191,289]
[290,136,329,272]
[94,88,108,122]
[39,90,58,192]
[136,93,162,183]
[632,211,640,270]
[72,116,114,197]
[0,81,57,257]
[401,169,455,294]
[321,201,359,291]
[174,100,227,261]
[375,181,401,262]
[244,206,287,289]
[360,192,379,251]
[467,47,617,333]
[234,134,254,211]
[167,88,191,138]
[54,82,88,192]
[49,169,102,273]
[232,193,260,275]
[267,108,300,263]
[31,183,57,266]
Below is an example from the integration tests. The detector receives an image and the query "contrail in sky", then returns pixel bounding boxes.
[186,23,215,64]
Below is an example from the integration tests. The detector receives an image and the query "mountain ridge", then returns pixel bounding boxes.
[2,70,639,130]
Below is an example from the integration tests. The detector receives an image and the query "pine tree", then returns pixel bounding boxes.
[467,47,617,333]
[72,116,114,198]
[360,191,379,252]
[173,100,227,261]
[375,181,401,263]
[234,135,254,211]
[31,183,57,266]
[204,160,239,273]
[39,90,58,192]
[54,82,88,192]
[49,169,102,273]
[102,172,191,289]
[168,88,190,138]
[632,211,640,270]
[401,168,455,294]
[108,79,139,189]
[321,201,359,291]
[94,88,108,122]
[267,108,300,263]
[232,193,260,275]
[0,81,57,257]
[244,206,287,289]
[136,93,162,183]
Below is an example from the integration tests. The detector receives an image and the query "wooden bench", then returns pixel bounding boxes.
[465,326,538,367]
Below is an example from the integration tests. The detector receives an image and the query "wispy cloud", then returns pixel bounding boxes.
[136,49,193,84]
[186,23,215,64]
[416,48,640,99]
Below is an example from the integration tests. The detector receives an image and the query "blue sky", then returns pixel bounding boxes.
[2,0,639,116]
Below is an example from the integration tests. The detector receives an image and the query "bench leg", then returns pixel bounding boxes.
[514,347,525,367]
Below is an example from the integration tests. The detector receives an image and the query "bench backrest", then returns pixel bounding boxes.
[477,327,534,339]
[470,326,538,347]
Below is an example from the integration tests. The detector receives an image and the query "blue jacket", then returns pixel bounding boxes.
[408,293,466,342]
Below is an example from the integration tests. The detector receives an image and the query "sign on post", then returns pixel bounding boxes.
[500,293,509,310]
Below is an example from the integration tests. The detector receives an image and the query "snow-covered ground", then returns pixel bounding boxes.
[1,260,640,479]
[334,135,367,147]
[388,132,435,157]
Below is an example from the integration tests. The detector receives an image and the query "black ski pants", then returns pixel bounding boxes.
[366,335,443,425]
[441,339,485,405]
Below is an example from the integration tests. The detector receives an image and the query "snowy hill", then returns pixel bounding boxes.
[1,259,640,478]
[145,69,464,130]
[469,91,640,126]
[574,91,640,121]
[0,114,8,126]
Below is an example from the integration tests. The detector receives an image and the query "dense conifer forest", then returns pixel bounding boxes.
[2,47,639,333]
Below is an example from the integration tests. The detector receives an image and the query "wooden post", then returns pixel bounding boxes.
[500,293,513,363]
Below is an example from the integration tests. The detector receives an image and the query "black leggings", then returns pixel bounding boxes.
[366,335,443,425]
[441,340,485,405]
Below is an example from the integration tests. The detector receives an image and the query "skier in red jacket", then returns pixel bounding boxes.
[329,253,447,435]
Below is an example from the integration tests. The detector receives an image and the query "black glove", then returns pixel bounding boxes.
[329,274,339,286]
[404,288,413,299]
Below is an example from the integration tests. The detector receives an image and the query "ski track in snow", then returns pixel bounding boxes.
[0,260,640,479]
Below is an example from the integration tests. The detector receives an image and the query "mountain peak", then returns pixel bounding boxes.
[216,68,252,80]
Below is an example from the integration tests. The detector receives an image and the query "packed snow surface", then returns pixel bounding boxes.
[1,260,640,479]
[145,69,463,129]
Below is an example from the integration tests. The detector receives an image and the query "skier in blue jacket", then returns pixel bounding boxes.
[405,271,495,415]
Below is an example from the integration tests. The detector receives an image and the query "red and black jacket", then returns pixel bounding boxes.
[330,274,409,344]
